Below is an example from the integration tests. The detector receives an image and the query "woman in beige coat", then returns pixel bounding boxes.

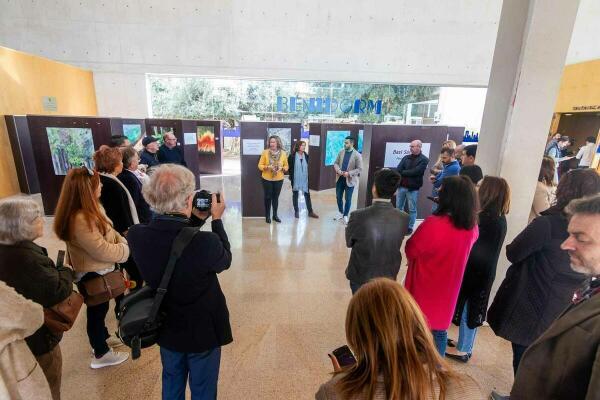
[53,167,130,369]
[529,156,556,223]
[0,280,52,400]
[316,279,482,400]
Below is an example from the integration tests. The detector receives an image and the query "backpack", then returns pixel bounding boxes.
[117,227,199,359]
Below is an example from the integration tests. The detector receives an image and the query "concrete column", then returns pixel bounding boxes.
[477,0,581,292]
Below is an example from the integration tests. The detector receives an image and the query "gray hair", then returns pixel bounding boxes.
[566,193,600,217]
[0,196,43,244]
[142,164,195,214]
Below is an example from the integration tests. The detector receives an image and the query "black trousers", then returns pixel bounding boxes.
[292,190,313,212]
[262,179,283,217]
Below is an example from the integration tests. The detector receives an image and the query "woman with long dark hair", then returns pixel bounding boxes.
[405,175,479,356]
[488,168,600,375]
[258,136,289,223]
[288,140,318,219]
[446,176,510,362]
[316,278,482,400]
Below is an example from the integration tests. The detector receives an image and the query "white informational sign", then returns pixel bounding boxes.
[183,132,196,145]
[242,139,265,155]
[309,135,320,146]
[42,96,57,111]
[383,142,431,168]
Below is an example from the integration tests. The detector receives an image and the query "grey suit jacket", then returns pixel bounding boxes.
[333,149,363,187]
[511,291,600,400]
[345,201,409,285]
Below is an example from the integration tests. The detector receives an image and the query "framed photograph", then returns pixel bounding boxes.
[358,129,364,153]
[46,127,95,175]
[267,127,292,153]
[325,130,350,166]
[197,126,216,154]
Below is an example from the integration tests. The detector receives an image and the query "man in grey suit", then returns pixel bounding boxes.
[333,136,363,224]
[491,194,600,400]
[345,168,409,294]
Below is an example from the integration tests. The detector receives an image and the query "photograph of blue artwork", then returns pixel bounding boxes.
[358,129,364,153]
[325,130,350,166]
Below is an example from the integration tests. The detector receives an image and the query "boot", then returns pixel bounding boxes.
[308,211,319,219]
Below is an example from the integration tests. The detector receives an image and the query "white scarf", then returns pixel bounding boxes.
[100,172,140,225]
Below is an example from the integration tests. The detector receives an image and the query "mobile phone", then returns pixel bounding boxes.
[332,345,357,367]
[56,250,65,268]
[426,196,439,204]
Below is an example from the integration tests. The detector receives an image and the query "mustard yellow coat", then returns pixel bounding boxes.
[258,149,289,181]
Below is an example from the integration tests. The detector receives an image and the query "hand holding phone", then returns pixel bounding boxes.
[330,345,357,370]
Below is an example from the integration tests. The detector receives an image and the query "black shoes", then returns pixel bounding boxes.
[445,352,471,363]
[265,217,271,224]
[294,211,299,218]
[273,216,281,223]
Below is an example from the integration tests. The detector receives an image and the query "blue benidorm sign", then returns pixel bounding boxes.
[277,96,383,115]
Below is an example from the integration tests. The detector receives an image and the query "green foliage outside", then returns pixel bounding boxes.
[149,76,440,127]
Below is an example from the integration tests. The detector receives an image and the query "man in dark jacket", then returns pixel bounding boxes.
[157,132,187,166]
[345,168,409,294]
[395,140,429,234]
[128,164,231,399]
[139,136,160,169]
[492,194,600,400]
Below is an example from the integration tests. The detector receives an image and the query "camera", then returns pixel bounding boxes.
[192,190,220,212]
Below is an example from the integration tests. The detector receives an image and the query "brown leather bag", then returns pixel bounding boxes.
[79,270,126,306]
[44,291,84,333]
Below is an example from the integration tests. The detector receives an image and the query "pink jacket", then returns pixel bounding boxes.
[405,215,479,330]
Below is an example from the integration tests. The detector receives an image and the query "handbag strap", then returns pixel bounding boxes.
[145,227,200,327]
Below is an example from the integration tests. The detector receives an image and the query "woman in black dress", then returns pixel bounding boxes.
[446,176,510,362]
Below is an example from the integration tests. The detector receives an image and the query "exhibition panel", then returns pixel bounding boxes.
[4,115,39,195]
[308,123,363,191]
[181,119,224,175]
[357,124,464,220]
[110,118,147,151]
[26,115,113,214]
[240,122,302,217]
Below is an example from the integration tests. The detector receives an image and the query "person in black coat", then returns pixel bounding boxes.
[118,146,152,224]
[395,140,429,233]
[157,132,187,166]
[446,176,509,363]
[0,197,74,400]
[139,136,160,169]
[94,146,142,289]
[127,164,232,399]
[487,169,600,375]
[288,140,318,219]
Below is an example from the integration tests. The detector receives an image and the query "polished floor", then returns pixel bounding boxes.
[35,166,514,399]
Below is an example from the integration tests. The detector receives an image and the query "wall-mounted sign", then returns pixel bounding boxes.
[383,142,431,168]
[183,132,197,145]
[242,139,264,155]
[573,105,600,111]
[42,96,57,111]
[309,135,320,146]
[277,96,382,115]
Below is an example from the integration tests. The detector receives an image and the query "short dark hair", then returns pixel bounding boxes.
[566,193,600,217]
[345,136,355,144]
[558,136,570,143]
[555,169,600,211]
[460,165,483,184]
[440,148,454,157]
[586,136,596,143]
[463,145,477,158]
[110,135,129,147]
[434,175,479,230]
[373,168,401,199]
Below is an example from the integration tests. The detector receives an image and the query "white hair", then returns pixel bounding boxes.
[0,196,43,244]
[142,164,195,214]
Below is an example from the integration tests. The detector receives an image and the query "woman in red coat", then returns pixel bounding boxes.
[405,175,479,356]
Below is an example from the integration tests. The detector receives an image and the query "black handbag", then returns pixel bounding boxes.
[117,227,199,359]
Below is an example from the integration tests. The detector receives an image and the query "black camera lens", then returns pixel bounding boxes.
[193,190,212,212]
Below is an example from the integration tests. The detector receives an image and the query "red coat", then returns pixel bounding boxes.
[405,215,479,330]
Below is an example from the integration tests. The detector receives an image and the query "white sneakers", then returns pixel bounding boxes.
[334,214,349,225]
[343,216,349,225]
[333,213,344,221]
[90,349,129,369]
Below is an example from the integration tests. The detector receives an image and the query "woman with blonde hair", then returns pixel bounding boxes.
[53,167,129,369]
[528,156,556,223]
[316,279,482,400]
[258,135,289,223]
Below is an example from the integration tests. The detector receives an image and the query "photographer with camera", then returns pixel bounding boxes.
[127,164,232,399]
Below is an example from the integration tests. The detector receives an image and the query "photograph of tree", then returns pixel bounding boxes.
[123,124,143,145]
[197,126,216,154]
[325,130,350,166]
[151,126,173,144]
[46,127,95,175]
[267,128,292,153]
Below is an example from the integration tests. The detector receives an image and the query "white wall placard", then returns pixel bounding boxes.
[242,139,265,155]
[42,96,57,111]
[309,135,320,146]
[184,132,197,145]
[383,142,431,168]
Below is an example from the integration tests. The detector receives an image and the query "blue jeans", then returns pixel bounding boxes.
[336,177,354,216]
[432,330,447,356]
[350,281,362,294]
[160,346,221,400]
[396,187,418,229]
[457,302,478,355]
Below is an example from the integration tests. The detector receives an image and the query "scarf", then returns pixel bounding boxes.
[100,172,140,225]
[293,152,309,192]
[268,149,282,177]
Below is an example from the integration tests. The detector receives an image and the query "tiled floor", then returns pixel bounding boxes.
[34,171,514,399]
